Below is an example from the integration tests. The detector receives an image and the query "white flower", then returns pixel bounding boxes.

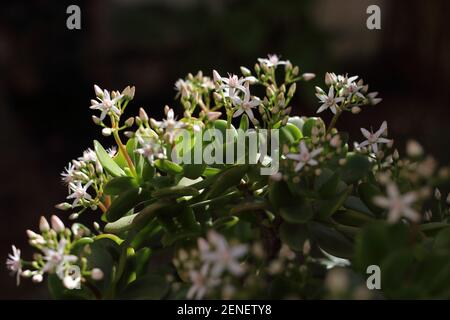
[90,88,122,121]
[187,264,219,300]
[6,245,22,286]
[219,73,247,99]
[106,146,117,157]
[200,231,248,277]
[156,107,186,143]
[135,136,165,164]
[231,83,260,122]
[258,54,287,68]
[61,162,76,185]
[373,183,420,223]
[42,239,77,274]
[359,121,391,154]
[286,141,323,172]
[79,148,97,163]
[67,180,93,207]
[316,86,344,114]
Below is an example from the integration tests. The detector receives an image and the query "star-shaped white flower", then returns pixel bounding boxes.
[258,54,287,68]
[186,264,220,300]
[6,245,22,286]
[373,183,420,223]
[66,180,93,207]
[90,88,122,121]
[316,86,345,114]
[359,121,391,154]
[79,148,97,163]
[61,162,76,185]
[42,239,78,274]
[286,141,323,172]
[231,83,260,122]
[199,231,248,277]
[135,136,165,164]
[157,108,186,143]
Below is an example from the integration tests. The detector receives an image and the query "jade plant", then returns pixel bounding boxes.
[6,55,450,299]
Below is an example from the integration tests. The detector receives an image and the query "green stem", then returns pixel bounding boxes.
[112,125,137,177]
[326,110,342,135]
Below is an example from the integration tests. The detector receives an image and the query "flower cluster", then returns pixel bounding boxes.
[7,216,103,290]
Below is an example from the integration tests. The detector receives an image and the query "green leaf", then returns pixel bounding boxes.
[434,228,450,253]
[105,201,169,234]
[420,222,450,237]
[340,153,371,184]
[316,186,352,219]
[287,116,304,131]
[154,159,183,174]
[268,180,296,210]
[119,274,169,299]
[104,177,138,196]
[301,117,322,137]
[314,169,341,198]
[205,165,248,198]
[212,216,240,230]
[280,126,295,146]
[308,222,354,259]
[182,163,206,179]
[279,222,308,251]
[134,247,152,277]
[151,185,199,199]
[285,123,303,142]
[358,182,384,216]
[343,196,374,217]
[354,222,409,272]
[106,187,144,222]
[94,140,126,177]
[239,114,249,131]
[279,201,313,224]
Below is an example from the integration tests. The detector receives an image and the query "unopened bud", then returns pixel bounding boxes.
[393,149,399,160]
[434,188,441,200]
[406,140,423,157]
[32,274,43,283]
[55,202,72,211]
[91,268,104,280]
[287,83,296,97]
[240,66,251,77]
[69,213,80,220]
[351,106,361,114]
[39,216,50,232]
[102,128,112,136]
[92,115,101,125]
[292,66,299,76]
[94,85,103,98]
[122,85,135,100]
[212,70,221,83]
[125,117,134,127]
[26,230,39,239]
[302,73,316,81]
[139,108,148,123]
[51,215,65,233]
[325,72,335,86]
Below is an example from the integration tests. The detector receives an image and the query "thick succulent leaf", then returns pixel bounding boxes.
[94,140,126,177]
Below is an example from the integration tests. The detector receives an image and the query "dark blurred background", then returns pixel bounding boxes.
[0,0,449,299]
